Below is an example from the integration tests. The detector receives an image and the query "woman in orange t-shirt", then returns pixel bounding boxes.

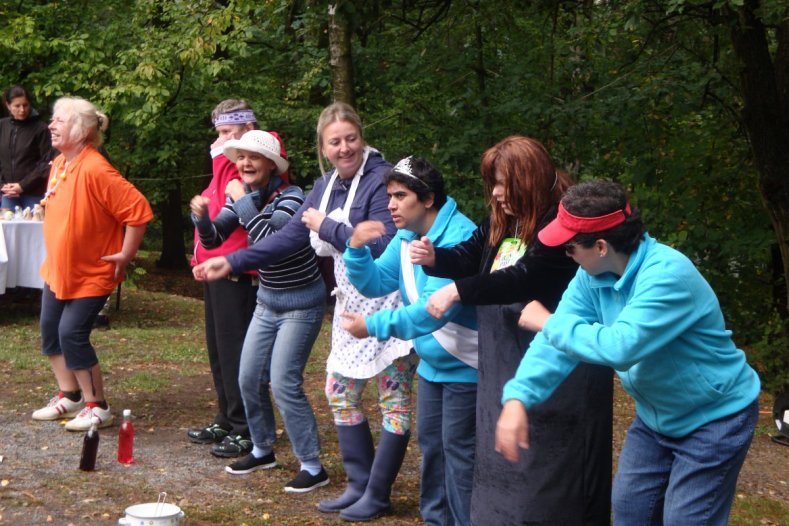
[32,97,153,432]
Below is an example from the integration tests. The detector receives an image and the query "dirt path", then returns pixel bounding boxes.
[1,281,787,525]
[3,382,787,525]
[0,372,423,526]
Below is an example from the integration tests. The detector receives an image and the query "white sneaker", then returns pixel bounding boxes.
[32,393,85,421]
[64,405,114,431]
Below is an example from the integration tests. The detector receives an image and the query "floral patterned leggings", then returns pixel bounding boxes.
[325,352,418,435]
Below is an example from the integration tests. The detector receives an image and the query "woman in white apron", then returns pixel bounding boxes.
[307,103,416,521]
[193,102,416,520]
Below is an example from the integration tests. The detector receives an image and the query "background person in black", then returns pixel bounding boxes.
[0,85,55,209]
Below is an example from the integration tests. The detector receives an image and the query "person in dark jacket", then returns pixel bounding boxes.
[1,85,55,209]
[411,136,613,525]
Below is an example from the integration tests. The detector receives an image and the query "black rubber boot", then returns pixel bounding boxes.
[339,429,410,522]
[318,421,376,513]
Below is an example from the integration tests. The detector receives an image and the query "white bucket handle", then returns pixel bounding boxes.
[155,492,167,517]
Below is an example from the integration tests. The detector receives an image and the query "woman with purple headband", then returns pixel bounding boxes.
[496,180,760,525]
[186,99,261,458]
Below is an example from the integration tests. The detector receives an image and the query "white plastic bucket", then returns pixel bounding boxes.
[117,502,184,525]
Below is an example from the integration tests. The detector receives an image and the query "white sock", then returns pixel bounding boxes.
[300,459,322,475]
[252,446,272,459]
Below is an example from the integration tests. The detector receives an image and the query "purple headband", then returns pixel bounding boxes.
[213,110,257,127]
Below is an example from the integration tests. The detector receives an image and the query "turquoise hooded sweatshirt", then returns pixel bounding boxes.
[502,235,760,438]
[344,196,478,384]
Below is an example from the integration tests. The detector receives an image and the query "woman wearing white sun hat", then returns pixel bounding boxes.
[194,103,416,519]
[191,129,329,492]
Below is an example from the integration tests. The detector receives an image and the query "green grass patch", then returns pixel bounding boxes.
[0,326,44,370]
[115,372,172,392]
[1,286,786,525]
[730,493,789,525]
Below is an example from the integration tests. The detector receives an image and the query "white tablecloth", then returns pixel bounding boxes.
[0,220,46,294]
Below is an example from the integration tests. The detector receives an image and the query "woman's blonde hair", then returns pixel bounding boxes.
[315,102,364,173]
[53,97,109,148]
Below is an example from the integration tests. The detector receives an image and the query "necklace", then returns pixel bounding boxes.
[40,159,69,205]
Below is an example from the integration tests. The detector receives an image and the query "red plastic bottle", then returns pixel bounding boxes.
[117,409,134,464]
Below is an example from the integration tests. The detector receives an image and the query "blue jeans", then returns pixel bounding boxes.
[238,301,324,462]
[1,194,44,210]
[417,377,477,526]
[613,398,758,526]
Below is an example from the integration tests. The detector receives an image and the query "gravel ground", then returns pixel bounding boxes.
[0,375,423,526]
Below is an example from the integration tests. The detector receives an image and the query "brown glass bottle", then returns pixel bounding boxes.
[79,417,100,471]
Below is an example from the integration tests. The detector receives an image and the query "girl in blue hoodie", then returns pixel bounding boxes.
[497,180,760,526]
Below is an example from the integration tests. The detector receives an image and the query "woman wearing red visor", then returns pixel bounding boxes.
[496,180,760,526]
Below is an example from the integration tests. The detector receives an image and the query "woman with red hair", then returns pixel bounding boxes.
[412,136,612,525]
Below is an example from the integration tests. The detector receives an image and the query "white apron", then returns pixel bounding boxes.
[314,150,411,378]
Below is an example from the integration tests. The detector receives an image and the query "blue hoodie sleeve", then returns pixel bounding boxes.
[365,268,467,341]
[501,332,581,408]
[344,230,469,342]
[500,273,594,407]
[344,239,401,297]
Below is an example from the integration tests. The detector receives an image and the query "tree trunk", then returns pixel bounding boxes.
[328,3,355,106]
[156,182,188,269]
[729,0,789,317]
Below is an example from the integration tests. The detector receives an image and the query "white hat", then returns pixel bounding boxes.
[223,130,289,175]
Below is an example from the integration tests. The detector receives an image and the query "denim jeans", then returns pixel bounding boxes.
[1,194,44,210]
[238,301,324,462]
[612,398,758,526]
[417,377,477,526]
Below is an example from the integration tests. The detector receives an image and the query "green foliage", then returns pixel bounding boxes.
[748,313,789,394]
[0,0,785,387]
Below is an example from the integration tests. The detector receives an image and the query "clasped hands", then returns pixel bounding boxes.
[1,183,22,198]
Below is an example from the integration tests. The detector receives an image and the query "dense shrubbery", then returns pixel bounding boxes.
[1,0,785,390]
